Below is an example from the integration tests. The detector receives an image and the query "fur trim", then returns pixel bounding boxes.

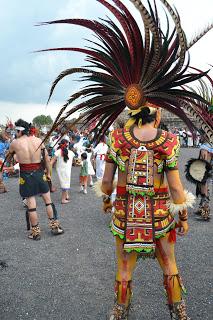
[185,158,212,184]
[93,179,117,197]
[168,190,196,214]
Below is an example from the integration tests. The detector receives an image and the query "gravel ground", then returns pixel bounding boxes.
[0,147,212,320]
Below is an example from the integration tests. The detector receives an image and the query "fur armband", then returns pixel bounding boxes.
[168,190,196,214]
[93,179,117,197]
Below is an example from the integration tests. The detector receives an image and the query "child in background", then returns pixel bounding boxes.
[79,152,88,194]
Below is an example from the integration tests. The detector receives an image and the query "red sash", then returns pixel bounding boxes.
[20,163,42,171]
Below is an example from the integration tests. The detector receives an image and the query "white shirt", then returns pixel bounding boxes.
[93,142,108,156]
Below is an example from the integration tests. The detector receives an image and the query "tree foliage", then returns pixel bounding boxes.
[32,115,53,127]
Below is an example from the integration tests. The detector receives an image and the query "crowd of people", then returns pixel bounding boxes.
[0,122,205,187]
[165,127,203,148]
[0,120,212,210]
[47,128,109,196]
[1,119,212,235]
[0,121,110,199]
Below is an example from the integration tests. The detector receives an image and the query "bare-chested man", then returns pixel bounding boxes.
[9,119,64,240]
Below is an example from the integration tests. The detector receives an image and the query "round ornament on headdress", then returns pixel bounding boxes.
[124,84,145,110]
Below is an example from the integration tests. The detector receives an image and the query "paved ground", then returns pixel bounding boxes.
[0,148,212,320]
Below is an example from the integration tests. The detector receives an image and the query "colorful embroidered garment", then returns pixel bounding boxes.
[107,128,179,256]
[111,187,175,255]
[126,146,154,196]
[106,128,180,173]
[125,146,155,254]
[125,194,155,255]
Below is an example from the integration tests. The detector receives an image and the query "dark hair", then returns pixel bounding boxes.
[131,107,157,125]
[160,123,168,131]
[85,144,92,153]
[15,119,30,135]
[81,152,87,160]
[58,139,69,162]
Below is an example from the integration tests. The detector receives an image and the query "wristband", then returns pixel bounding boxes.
[102,195,111,203]
[179,216,188,221]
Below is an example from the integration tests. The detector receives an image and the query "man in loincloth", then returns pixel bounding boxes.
[8,119,64,240]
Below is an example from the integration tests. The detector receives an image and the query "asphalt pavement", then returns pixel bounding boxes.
[0,147,212,320]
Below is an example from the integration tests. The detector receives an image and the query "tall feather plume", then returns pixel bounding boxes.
[159,0,187,72]
[184,71,213,142]
[129,0,161,84]
[186,22,213,53]
[38,0,213,143]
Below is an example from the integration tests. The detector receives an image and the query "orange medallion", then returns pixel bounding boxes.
[125,84,144,109]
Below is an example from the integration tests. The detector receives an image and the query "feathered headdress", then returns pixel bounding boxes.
[37,0,213,143]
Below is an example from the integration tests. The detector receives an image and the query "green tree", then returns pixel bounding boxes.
[32,115,53,127]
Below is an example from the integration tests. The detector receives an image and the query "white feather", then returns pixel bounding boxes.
[93,179,118,197]
[168,190,196,214]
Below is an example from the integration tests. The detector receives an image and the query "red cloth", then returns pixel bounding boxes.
[168,228,176,243]
[29,127,37,136]
[97,154,106,160]
[20,163,42,171]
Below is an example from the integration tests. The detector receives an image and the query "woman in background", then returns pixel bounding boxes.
[51,139,75,204]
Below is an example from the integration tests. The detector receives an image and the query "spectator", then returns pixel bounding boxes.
[9,119,64,240]
[182,129,188,147]
[187,130,193,147]
[79,152,88,194]
[86,146,95,187]
[51,139,75,204]
[93,139,108,180]
[0,131,10,163]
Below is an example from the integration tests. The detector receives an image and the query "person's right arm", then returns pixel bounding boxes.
[200,149,208,161]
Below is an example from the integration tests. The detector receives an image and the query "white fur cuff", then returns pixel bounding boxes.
[168,190,196,214]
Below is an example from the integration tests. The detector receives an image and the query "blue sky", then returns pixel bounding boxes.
[0,0,212,123]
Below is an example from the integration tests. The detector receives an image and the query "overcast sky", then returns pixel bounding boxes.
[0,0,212,124]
